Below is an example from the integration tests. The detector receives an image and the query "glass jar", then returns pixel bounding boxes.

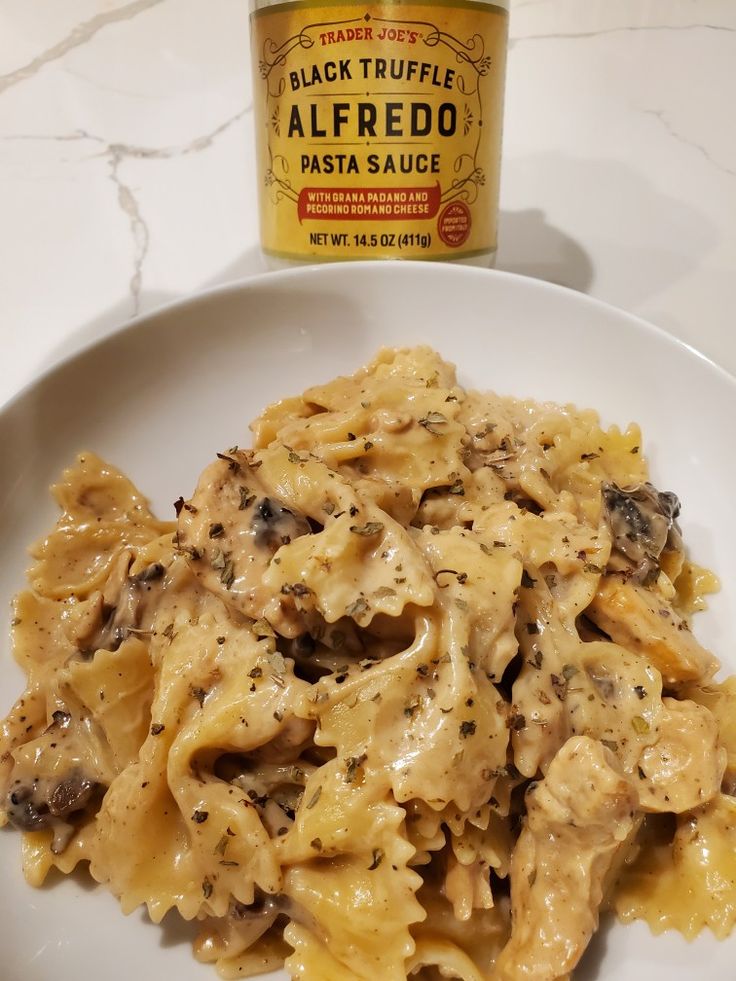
[249,0,509,266]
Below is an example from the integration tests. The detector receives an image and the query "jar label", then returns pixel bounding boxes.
[250,0,508,261]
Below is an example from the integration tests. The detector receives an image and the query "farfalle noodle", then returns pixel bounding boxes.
[1,347,733,980]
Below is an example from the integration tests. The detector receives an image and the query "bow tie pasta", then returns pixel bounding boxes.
[1,347,733,980]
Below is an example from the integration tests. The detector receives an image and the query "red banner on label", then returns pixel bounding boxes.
[297,184,441,222]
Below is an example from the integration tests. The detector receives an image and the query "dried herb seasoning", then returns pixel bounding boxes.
[345,753,367,783]
[349,521,384,536]
[306,786,322,809]
[418,411,448,434]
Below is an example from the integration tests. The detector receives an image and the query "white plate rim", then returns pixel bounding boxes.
[3,261,735,417]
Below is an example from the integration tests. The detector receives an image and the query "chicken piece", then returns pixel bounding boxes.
[637,697,725,813]
[587,577,718,686]
[494,736,638,981]
[681,677,736,793]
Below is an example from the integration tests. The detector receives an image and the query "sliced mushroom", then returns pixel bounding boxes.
[76,553,166,657]
[252,497,310,551]
[177,450,312,634]
[6,770,99,853]
[602,482,683,584]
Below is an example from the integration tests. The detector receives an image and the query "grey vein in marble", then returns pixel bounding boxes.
[0,0,164,96]
[108,147,149,316]
[512,23,736,43]
[104,109,247,313]
[109,109,250,162]
[643,108,736,180]
[1,109,247,313]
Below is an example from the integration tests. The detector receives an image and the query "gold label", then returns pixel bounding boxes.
[250,0,508,261]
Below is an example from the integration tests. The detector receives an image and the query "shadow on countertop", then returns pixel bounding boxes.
[496,207,595,294]
[35,215,595,376]
[35,246,269,377]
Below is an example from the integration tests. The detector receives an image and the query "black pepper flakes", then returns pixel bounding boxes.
[150,723,165,735]
[192,809,209,824]
[404,697,420,718]
[459,720,477,738]
[507,711,526,731]
[550,674,567,701]
[190,686,207,707]
[282,582,311,597]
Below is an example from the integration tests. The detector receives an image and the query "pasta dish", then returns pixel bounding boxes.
[2,347,735,979]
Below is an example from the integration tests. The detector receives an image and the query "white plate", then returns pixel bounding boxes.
[1,261,734,980]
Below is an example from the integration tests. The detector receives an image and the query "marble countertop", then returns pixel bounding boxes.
[1,0,735,406]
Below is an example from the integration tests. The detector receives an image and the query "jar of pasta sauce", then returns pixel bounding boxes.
[249,0,509,265]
